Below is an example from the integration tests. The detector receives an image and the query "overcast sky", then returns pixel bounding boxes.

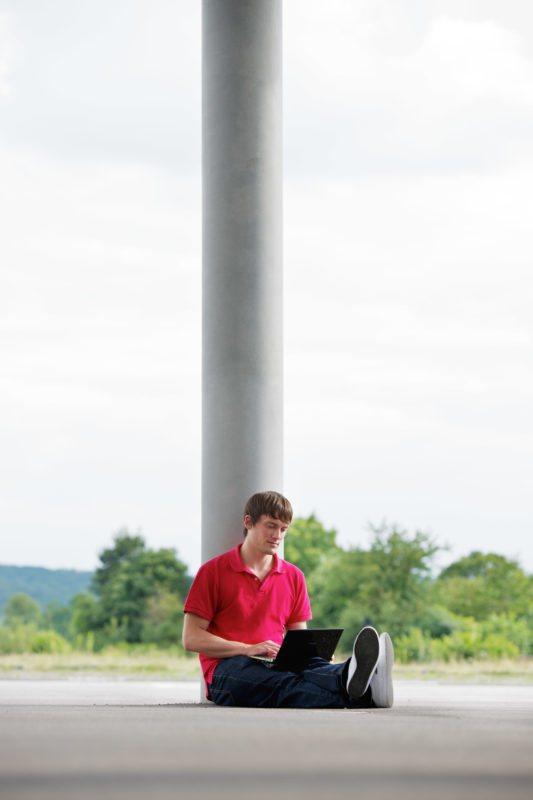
[1,0,532,577]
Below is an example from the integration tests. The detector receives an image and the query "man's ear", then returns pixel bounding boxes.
[243,514,253,531]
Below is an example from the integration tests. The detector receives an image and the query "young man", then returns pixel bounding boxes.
[183,490,394,708]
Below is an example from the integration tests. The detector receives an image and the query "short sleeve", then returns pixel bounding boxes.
[184,561,218,622]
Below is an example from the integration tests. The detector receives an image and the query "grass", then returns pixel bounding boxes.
[0,651,202,680]
[392,658,533,684]
[1,651,532,683]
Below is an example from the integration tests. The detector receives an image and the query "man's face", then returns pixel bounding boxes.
[244,514,290,555]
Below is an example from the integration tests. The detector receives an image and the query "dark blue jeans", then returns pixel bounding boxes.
[209,655,373,708]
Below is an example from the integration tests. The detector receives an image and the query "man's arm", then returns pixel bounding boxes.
[286,621,307,630]
[182,612,281,659]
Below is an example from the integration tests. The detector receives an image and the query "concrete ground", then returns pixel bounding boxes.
[1,680,532,799]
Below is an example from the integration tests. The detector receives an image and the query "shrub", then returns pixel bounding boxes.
[392,613,531,663]
[439,627,482,661]
[29,631,70,654]
[73,631,96,652]
[478,634,519,660]
[395,628,437,663]
[479,614,531,656]
[0,624,38,654]
[0,625,70,654]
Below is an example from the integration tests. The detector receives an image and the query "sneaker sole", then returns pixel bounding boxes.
[371,632,394,708]
[346,626,379,699]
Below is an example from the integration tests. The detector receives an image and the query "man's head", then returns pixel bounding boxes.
[243,491,293,538]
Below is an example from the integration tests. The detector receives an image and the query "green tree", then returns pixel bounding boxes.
[43,601,73,640]
[92,532,146,597]
[308,523,440,645]
[2,593,43,628]
[140,588,185,647]
[284,514,341,577]
[70,593,100,637]
[89,531,192,643]
[437,552,533,620]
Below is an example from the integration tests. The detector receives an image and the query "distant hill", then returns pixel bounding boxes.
[0,565,94,614]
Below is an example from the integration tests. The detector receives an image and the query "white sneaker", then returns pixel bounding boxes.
[370,632,394,708]
[346,626,380,699]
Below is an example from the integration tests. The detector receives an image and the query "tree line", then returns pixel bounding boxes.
[285,516,533,661]
[0,531,192,655]
[1,518,532,662]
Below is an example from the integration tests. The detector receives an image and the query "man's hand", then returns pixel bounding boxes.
[183,613,281,659]
[245,640,281,658]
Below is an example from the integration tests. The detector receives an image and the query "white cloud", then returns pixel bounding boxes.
[0,11,15,97]
[285,3,533,175]
[0,0,200,167]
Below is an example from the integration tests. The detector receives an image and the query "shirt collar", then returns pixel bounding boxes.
[229,543,286,574]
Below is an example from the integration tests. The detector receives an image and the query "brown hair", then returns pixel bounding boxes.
[243,491,293,537]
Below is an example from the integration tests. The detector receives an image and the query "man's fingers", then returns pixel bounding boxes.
[251,640,280,657]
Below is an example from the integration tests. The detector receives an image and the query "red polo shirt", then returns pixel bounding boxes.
[184,544,312,693]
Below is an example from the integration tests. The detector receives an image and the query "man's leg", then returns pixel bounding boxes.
[209,627,382,708]
[209,654,371,708]
[302,625,380,703]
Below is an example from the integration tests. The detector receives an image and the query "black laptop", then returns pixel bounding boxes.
[254,628,344,671]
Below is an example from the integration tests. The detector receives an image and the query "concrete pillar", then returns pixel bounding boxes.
[202,0,283,563]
